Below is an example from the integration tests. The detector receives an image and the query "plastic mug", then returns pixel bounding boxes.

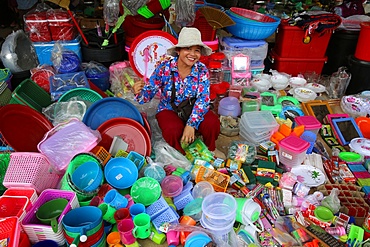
[107,231,121,246]
[114,208,131,224]
[125,194,134,208]
[129,203,146,219]
[104,189,128,209]
[117,219,136,245]
[132,213,151,239]
[167,230,180,246]
[90,196,103,207]
[98,202,117,224]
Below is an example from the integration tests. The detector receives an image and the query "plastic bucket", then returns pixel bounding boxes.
[346,55,370,95]
[200,214,234,243]
[201,192,237,225]
[355,22,370,62]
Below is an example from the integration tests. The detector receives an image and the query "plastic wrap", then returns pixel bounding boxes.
[109,63,139,97]
[37,118,101,173]
[47,8,77,41]
[340,93,370,118]
[227,140,257,165]
[104,0,120,26]
[30,64,55,92]
[153,140,192,171]
[321,188,341,214]
[82,61,110,91]
[42,99,89,126]
[0,30,39,73]
[51,42,81,74]
[24,3,53,42]
[49,71,89,101]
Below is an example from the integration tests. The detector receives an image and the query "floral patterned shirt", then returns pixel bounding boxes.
[135,57,210,129]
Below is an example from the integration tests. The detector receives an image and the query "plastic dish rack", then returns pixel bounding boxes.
[0,216,21,247]
[21,189,79,245]
[3,152,60,194]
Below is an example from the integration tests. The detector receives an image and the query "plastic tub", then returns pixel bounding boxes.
[294,116,322,135]
[279,135,310,169]
[240,110,278,133]
[201,192,236,225]
[218,96,241,117]
[161,175,183,198]
[192,181,215,199]
[200,214,234,243]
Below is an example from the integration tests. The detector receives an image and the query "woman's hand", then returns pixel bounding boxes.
[132,79,145,94]
[181,125,195,144]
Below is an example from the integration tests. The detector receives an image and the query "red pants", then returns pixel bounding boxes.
[156,110,220,154]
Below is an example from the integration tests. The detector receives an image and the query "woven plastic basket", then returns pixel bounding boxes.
[195,166,230,192]
[0,196,29,220]
[0,216,21,247]
[58,87,103,103]
[230,7,276,22]
[3,152,60,194]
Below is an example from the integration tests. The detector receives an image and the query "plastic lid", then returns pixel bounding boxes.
[184,234,211,247]
[241,110,278,130]
[295,116,322,130]
[219,96,240,111]
[314,206,334,222]
[349,138,370,157]
[183,198,203,216]
[210,52,226,60]
[208,61,222,69]
[279,135,310,153]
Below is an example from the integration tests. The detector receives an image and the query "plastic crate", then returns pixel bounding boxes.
[21,189,79,245]
[127,151,145,171]
[3,152,60,194]
[173,190,194,210]
[270,50,327,76]
[33,36,82,65]
[3,187,38,205]
[146,196,169,220]
[9,79,52,112]
[274,20,332,58]
[0,217,21,247]
[152,207,179,233]
[49,71,89,101]
[195,166,230,192]
[90,146,111,166]
[0,196,29,219]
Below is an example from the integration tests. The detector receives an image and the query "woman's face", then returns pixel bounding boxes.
[177,45,202,67]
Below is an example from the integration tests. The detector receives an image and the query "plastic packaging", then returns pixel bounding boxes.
[47,8,77,41]
[30,65,56,92]
[328,66,351,99]
[42,100,88,126]
[321,188,341,214]
[0,30,39,73]
[51,42,81,74]
[24,3,53,42]
[227,140,257,164]
[103,0,120,26]
[82,61,110,91]
[153,141,192,171]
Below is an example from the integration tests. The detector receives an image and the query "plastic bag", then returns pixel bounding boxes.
[51,42,81,74]
[82,61,110,91]
[30,64,56,92]
[0,30,39,73]
[153,140,192,171]
[104,0,120,26]
[109,63,138,97]
[227,140,257,164]
[46,8,77,41]
[340,93,370,118]
[321,188,341,214]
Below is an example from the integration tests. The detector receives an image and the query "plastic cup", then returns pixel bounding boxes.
[192,181,215,199]
[114,208,131,224]
[90,196,103,207]
[235,198,261,225]
[107,231,121,246]
[98,183,114,198]
[167,230,180,246]
[98,202,117,224]
[129,203,146,219]
[132,213,151,239]
[180,215,196,226]
[104,189,128,209]
[117,219,136,245]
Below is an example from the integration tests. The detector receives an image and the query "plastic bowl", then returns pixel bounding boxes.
[71,161,103,192]
[251,78,271,92]
[270,74,289,90]
[289,77,307,88]
[130,177,162,206]
[229,7,276,22]
[218,96,241,118]
[161,175,183,198]
[201,192,237,224]
[192,181,215,199]
[104,157,138,189]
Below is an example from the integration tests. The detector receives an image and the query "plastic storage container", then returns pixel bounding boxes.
[294,116,322,135]
[218,96,241,117]
[220,37,268,69]
[33,36,82,65]
[279,135,310,169]
[270,50,327,76]
[273,20,333,58]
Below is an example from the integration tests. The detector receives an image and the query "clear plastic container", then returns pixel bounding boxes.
[279,135,310,169]
[201,192,237,225]
[208,61,224,85]
[241,110,278,133]
[294,116,322,135]
[192,181,215,199]
[160,175,183,198]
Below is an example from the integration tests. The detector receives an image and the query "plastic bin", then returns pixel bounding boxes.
[33,36,82,65]
[240,110,278,133]
[274,20,332,58]
[269,50,327,76]
[220,37,268,69]
[279,135,310,169]
[0,217,21,247]
[294,116,322,136]
[47,10,76,41]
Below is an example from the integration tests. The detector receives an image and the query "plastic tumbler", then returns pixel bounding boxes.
[117,219,136,245]
[98,202,117,224]
[107,231,121,246]
[129,203,146,219]
[104,189,128,209]
[133,213,151,239]
[114,208,131,224]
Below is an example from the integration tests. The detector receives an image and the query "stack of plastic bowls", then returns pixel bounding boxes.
[200,192,237,244]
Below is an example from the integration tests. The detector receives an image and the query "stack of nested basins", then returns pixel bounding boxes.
[200,192,236,245]
[239,110,278,144]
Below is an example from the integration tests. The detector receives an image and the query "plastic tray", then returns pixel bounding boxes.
[173,190,194,210]
[152,207,179,233]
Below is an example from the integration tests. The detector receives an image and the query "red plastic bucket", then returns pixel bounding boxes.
[355,22,370,62]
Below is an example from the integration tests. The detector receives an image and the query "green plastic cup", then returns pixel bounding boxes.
[132,213,151,239]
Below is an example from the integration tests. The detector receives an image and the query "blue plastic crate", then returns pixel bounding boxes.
[146,196,169,220]
[127,151,145,171]
[33,36,82,65]
[152,207,179,233]
[173,190,194,210]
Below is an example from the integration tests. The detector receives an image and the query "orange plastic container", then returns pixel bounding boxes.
[195,166,230,192]
[355,22,370,62]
